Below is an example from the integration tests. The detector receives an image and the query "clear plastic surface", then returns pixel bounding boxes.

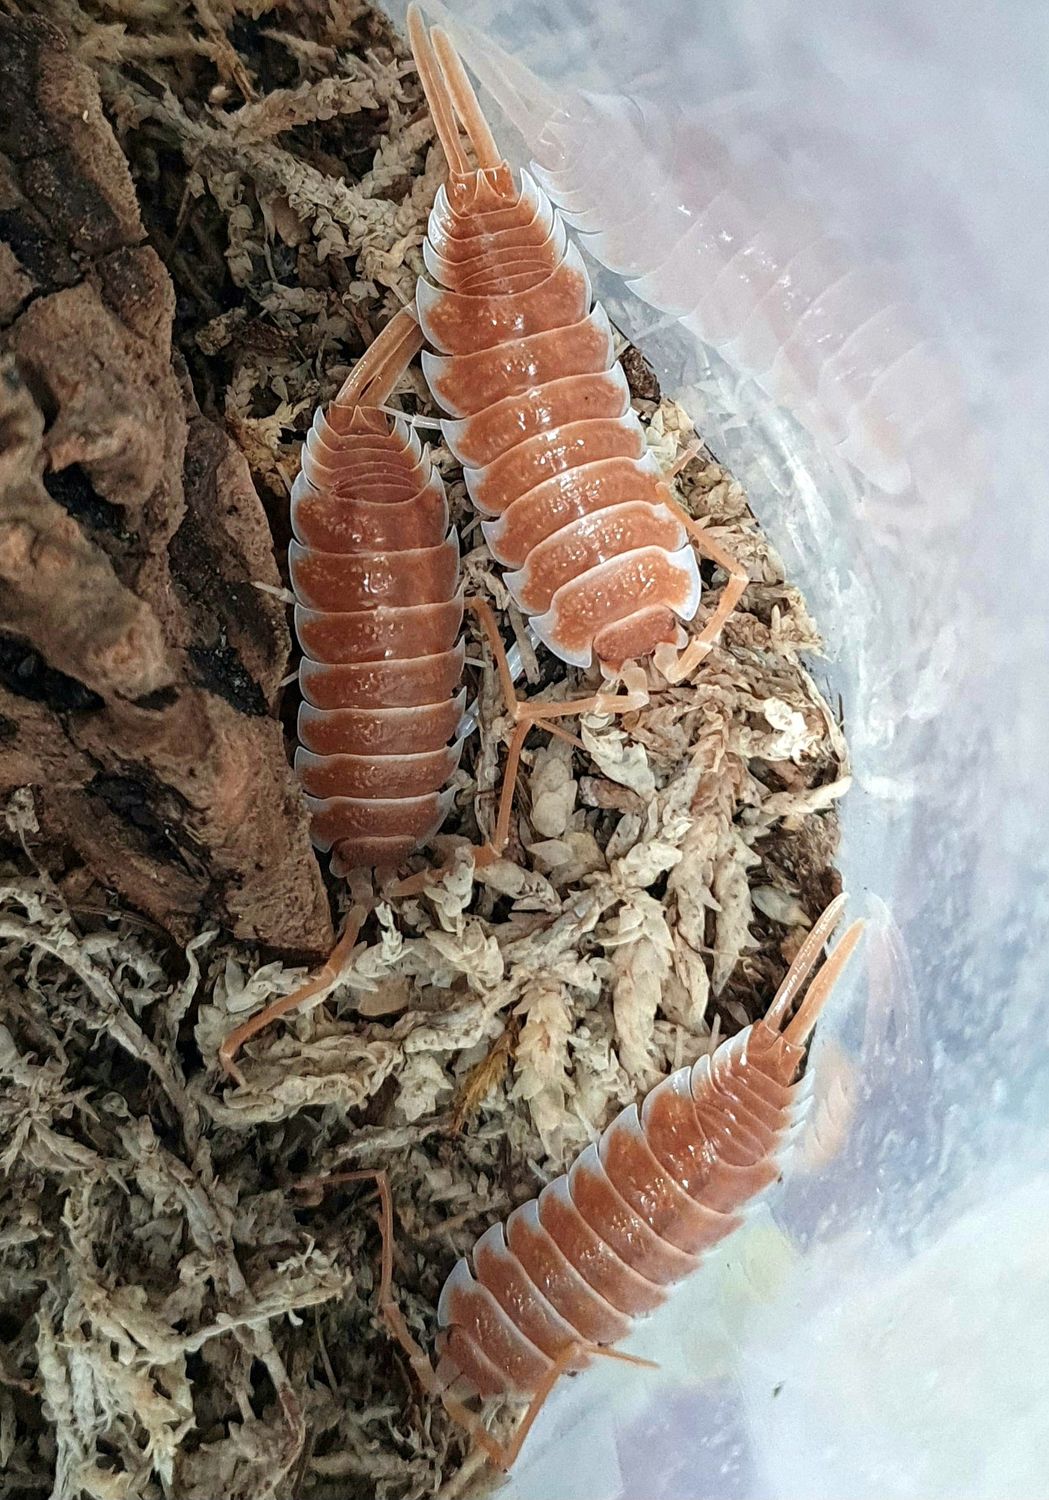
[385,3,1049,1495]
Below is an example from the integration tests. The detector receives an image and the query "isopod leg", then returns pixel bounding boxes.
[298,1169,643,1471]
[481,1341,661,1471]
[667,438,703,479]
[383,845,503,899]
[217,891,372,1083]
[658,497,749,683]
[466,598,647,855]
[294,1170,499,1459]
[393,594,649,884]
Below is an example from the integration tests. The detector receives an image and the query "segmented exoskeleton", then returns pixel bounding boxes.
[343,893,863,1470]
[434,897,862,1398]
[404,8,750,855]
[219,309,467,1079]
[408,13,747,682]
[288,308,465,876]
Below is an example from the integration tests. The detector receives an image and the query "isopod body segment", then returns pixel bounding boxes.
[288,308,466,876]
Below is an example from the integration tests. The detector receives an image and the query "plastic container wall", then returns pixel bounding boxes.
[385,4,1049,1495]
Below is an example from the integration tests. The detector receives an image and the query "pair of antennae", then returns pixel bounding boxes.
[330,9,501,416]
[407,4,501,175]
[763,893,865,1047]
[331,307,423,412]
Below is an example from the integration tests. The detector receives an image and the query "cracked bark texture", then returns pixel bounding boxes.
[0,15,331,956]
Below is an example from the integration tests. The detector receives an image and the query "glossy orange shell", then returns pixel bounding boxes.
[435,1018,808,1398]
[418,169,701,671]
[291,404,463,875]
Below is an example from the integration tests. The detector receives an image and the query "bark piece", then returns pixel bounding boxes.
[0,359,172,699]
[0,17,330,955]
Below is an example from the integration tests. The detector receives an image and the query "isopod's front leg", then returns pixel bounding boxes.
[483,1341,659,1473]
[298,1170,453,1401]
[294,1169,502,1459]
[392,596,647,889]
[293,1166,587,1472]
[294,1169,659,1472]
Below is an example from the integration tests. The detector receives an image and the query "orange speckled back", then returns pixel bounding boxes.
[290,370,464,875]
[417,166,701,671]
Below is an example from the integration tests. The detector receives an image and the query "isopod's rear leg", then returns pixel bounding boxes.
[763,893,849,1030]
[297,1167,651,1471]
[657,494,749,684]
[218,882,372,1084]
[751,894,865,1048]
[466,598,648,857]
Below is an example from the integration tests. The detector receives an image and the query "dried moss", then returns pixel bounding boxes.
[0,4,850,1498]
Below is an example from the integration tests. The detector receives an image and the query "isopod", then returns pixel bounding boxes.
[288,308,464,877]
[405,8,750,850]
[333,894,864,1470]
[219,309,469,1078]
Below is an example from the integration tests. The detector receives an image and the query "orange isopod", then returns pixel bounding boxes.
[356,894,864,1470]
[288,308,465,877]
[400,11,752,858]
[408,9,748,688]
[218,309,469,1079]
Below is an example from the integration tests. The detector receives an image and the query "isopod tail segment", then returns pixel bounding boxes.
[308,895,864,1472]
[406,7,750,845]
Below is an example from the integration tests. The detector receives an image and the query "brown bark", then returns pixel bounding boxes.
[0,16,331,956]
